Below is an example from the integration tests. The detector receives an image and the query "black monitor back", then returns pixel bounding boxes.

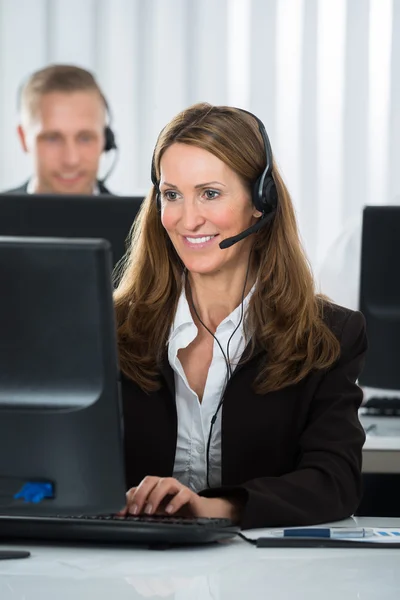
[0,194,143,269]
[0,237,126,516]
[359,206,400,389]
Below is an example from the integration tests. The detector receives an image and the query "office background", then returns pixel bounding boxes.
[0,0,399,270]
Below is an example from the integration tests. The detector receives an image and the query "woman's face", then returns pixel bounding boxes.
[159,143,262,276]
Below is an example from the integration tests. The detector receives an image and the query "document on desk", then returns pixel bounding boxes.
[370,529,400,542]
[256,528,400,548]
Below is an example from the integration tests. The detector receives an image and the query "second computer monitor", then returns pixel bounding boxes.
[0,194,143,270]
[359,205,400,390]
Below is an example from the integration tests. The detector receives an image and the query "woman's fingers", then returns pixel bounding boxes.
[118,480,235,520]
[126,476,161,515]
[144,479,192,515]
[116,486,137,516]
[160,486,193,515]
[118,477,204,517]
[122,477,197,516]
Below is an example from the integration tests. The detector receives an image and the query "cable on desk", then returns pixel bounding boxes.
[236,531,257,545]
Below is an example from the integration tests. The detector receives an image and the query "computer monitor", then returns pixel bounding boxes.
[359,206,400,390]
[0,237,240,552]
[0,237,126,517]
[0,194,143,270]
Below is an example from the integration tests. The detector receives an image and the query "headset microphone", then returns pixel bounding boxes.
[219,211,275,249]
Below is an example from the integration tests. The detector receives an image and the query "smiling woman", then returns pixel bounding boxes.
[114,102,367,530]
[159,143,262,276]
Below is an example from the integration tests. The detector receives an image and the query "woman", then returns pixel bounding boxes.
[114,103,367,529]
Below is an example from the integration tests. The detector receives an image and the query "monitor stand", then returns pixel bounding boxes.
[0,550,30,560]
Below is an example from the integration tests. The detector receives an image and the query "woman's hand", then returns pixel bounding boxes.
[118,476,241,523]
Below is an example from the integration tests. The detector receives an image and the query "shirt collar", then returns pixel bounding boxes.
[26,178,100,195]
[220,283,255,331]
[169,285,194,343]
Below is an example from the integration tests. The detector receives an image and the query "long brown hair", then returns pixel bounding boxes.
[114,102,340,393]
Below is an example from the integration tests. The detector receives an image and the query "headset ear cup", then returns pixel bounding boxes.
[263,177,278,212]
[252,175,278,214]
[156,191,161,211]
[252,175,264,213]
[104,126,116,152]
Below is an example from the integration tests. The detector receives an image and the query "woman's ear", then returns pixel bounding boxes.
[252,207,263,219]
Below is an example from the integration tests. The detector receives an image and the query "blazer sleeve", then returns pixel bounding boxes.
[200,310,368,530]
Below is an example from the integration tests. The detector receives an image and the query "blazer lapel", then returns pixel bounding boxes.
[158,350,176,398]
[97,180,112,195]
[231,339,264,377]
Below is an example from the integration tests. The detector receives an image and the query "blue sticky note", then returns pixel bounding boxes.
[14,482,54,503]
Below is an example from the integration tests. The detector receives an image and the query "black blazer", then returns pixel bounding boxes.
[1,180,112,195]
[121,303,367,530]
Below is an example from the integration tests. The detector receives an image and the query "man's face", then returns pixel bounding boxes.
[18,90,106,194]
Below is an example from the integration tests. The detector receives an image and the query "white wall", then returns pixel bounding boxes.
[0,0,399,270]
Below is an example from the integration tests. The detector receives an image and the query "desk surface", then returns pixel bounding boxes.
[1,517,400,599]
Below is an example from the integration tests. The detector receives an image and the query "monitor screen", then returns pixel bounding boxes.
[0,194,143,270]
[0,237,126,516]
[359,206,400,390]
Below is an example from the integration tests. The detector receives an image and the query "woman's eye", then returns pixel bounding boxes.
[204,189,219,200]
[164,191,178,201]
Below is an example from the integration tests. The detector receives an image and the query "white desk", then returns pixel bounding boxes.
[1,517,400,599]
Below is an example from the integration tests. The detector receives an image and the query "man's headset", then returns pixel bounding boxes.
[150,108,278,249]
[101,96,117,153]
[99,98,118,184]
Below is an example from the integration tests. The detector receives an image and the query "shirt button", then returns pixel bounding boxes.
[196,445,205,454]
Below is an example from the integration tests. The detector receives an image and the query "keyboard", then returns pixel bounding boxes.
[0,513,240,546]
[363,396,400,416]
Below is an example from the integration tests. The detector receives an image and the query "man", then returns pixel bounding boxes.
[3,64,116,195]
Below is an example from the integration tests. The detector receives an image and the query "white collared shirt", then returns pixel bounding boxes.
[26,178,100,195]
[168,285,254,492]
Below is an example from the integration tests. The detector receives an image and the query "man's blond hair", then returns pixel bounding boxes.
[19,64,107,124]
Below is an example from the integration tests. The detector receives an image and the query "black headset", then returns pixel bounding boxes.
[240,109,278,215]
[104,124,117,152]
[102,97,117,153]
[98,97,118,184]
[150,142,162,211]
[150,107,277,219]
